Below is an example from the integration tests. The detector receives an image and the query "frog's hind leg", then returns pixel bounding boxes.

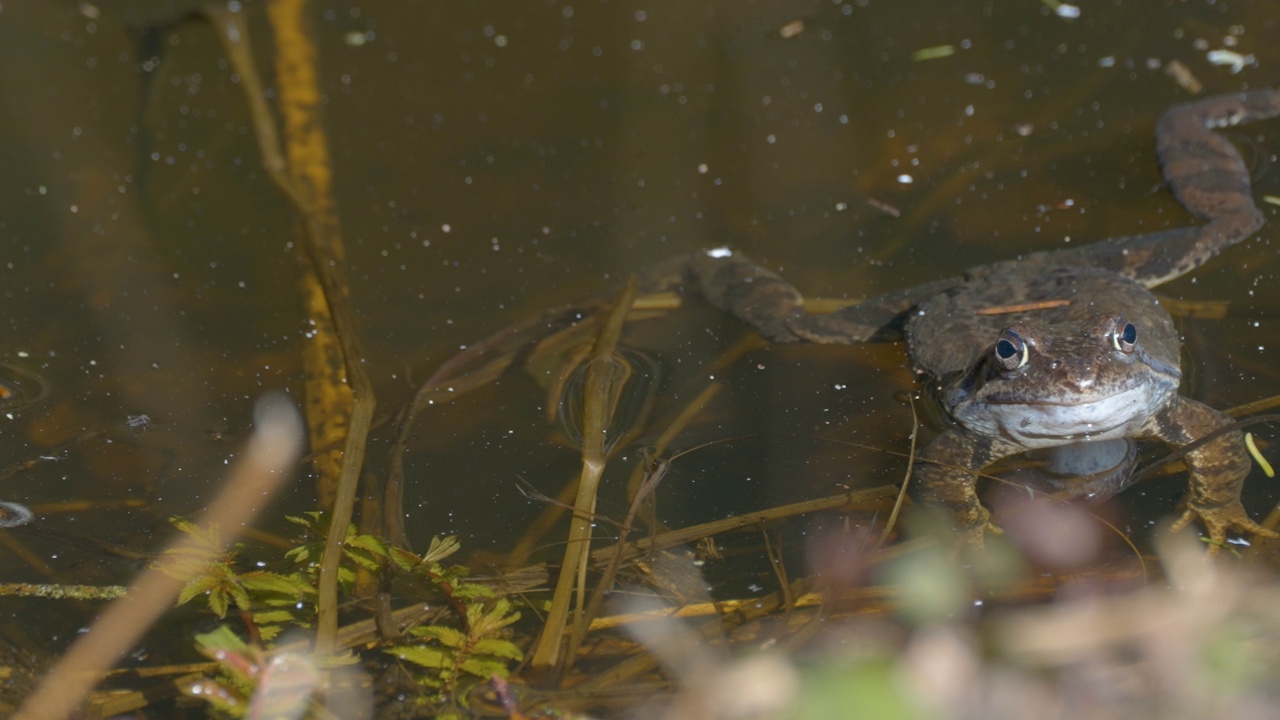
[1157,90,1280,226]
[679,248,960,345]
[1065,91,1280,287]
[1152,91,1280,275]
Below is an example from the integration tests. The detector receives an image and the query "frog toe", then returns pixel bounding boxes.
[1172,502,1277,550]
[954,510,1003,550]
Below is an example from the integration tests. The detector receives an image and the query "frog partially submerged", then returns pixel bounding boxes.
[664,91,1280,548]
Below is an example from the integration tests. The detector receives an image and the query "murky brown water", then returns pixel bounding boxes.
[1,0,1278,693]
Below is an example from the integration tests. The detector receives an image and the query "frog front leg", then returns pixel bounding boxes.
[912,429,1019,544]
[1145,396,1278,548]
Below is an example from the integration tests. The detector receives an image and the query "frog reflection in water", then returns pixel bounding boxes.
[656,91,1280,548]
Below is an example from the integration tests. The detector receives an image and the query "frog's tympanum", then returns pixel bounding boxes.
[667,91,1280,547]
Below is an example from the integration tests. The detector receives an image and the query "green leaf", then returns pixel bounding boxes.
[423,535,461,564]
[167,518,227,557]
[314,649,363,668]
[471,638,523,662]
[342,548,383,573]
[345,533,389,557]
[459,656,511,679]
[450,583,496,601]
[468,599,520,635]
[251,609,297,625]
[388,645,452,669]
[194,625,251,655]
[284,544,316,564]
[286,511,326,530]
[239,571,310,597]
[388,547,422,571]
[414,625,468,649]
[207,586,230,618]
[176,571,224,606]
[227,582,253,612]
[415,673,445,691]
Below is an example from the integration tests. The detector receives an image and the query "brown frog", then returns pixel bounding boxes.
[662,91,1280,548]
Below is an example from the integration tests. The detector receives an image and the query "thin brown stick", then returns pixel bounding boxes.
[877,396,919,550]
[588,484,899,567]
[974,299,1072,315]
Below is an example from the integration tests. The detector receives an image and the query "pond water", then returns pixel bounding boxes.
[1,0,1279,700]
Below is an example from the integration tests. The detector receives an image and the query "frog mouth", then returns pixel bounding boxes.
[972,380,1176,447]
[981,365,1176,411]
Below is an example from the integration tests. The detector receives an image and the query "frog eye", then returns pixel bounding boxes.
[1111,318,1138,354]
[994,329,1029,371]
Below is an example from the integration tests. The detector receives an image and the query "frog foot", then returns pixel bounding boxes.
[1170,501,1278,553]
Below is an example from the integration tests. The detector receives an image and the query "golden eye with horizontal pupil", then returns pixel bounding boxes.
[1111,318,1138,353]
[994,329,1029,371]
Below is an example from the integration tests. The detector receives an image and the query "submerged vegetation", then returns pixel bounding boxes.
[160,515,524,717]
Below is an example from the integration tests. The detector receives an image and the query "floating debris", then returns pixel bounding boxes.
[866,197,902,218]
[1040,0,1081,18]
[1245,433,1274,478]
[1207,49,1252,74]
[343,30,371,47]
[126,414,152,433]
[779,19,804,39]
[912,45,955,62]
[1164,59,1203,94]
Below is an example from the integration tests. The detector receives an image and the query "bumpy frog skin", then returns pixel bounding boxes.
[655,91,1280,549]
